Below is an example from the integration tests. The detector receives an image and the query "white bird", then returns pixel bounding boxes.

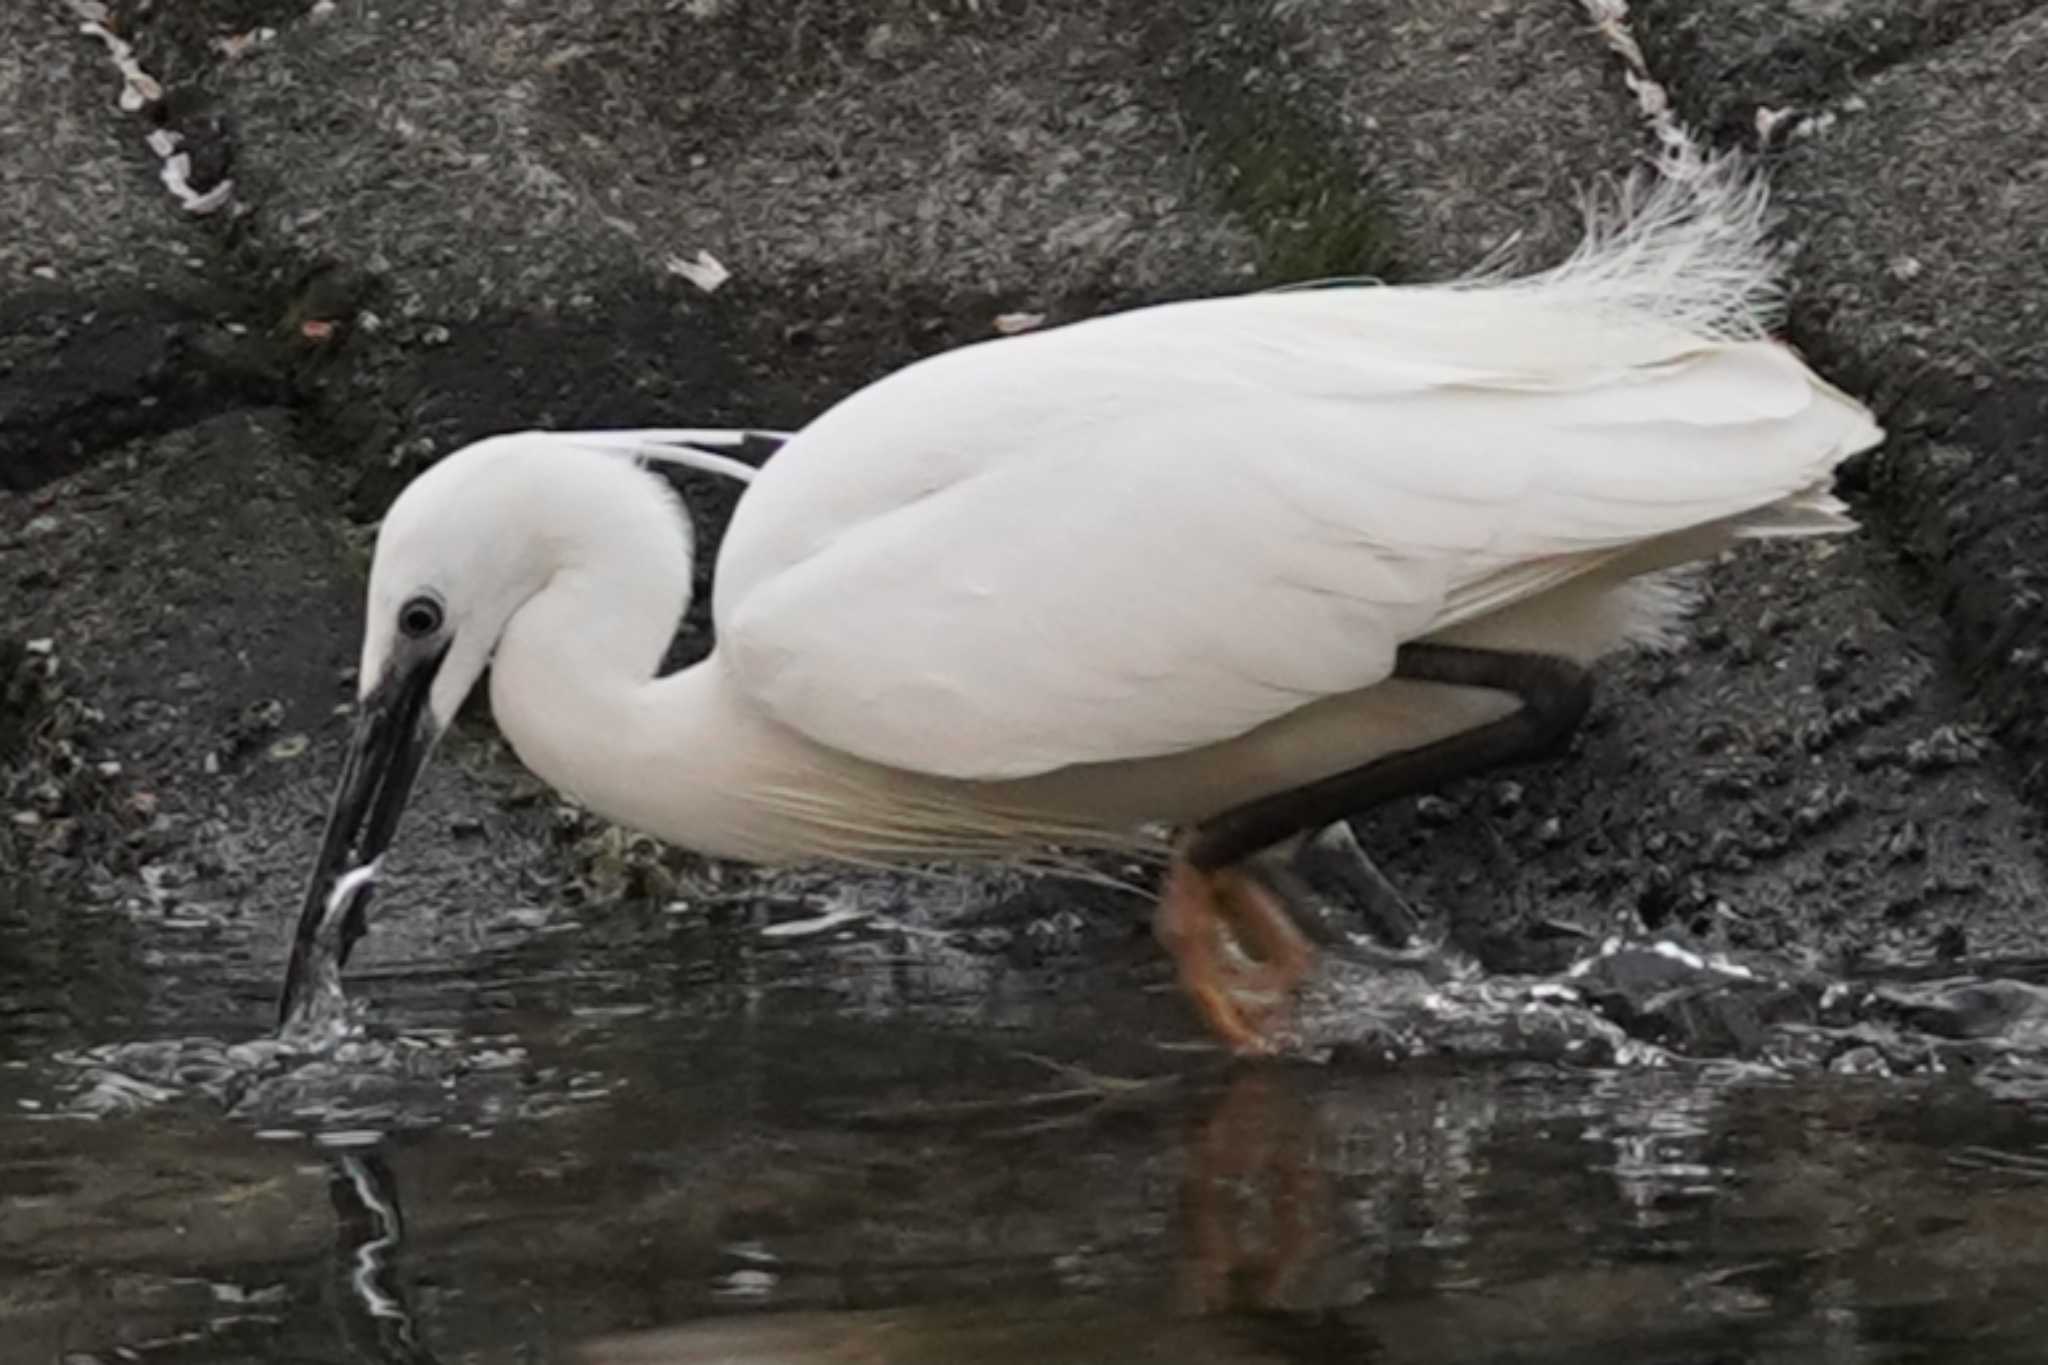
[279,158,1883,1052]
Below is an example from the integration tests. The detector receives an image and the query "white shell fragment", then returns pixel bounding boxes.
[63,3,237,215]
[663,250,732,294]
[1578,0,1693,168]
[159,152,236,216]
[74,17,163,111]
[212,28,276,62]
[1755,106,1799,144]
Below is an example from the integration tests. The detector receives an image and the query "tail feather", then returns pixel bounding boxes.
[1732,480,1858,539]
[1489,150,1785,347]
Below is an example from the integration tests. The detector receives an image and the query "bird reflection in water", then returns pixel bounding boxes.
[324,1147,440,1365]
[308,1078,1350,1362]
[1176,1069,1330,1319]
[576,1070,1357,1364]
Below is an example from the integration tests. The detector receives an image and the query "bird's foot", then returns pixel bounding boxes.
[1154,856,1315,1055]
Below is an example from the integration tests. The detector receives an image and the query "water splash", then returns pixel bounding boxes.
[34,1024,567,1134]
[279,858,383,1051]
[32,880,2048,1142]
[1294,933,2048,1090]
[28,861,615,1133]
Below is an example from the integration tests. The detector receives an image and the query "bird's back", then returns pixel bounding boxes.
[714,159,1860,620]
[705,159,1881,786]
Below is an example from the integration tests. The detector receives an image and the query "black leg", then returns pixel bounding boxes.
[1186,643,1592,871]
[1291,820,1425,949]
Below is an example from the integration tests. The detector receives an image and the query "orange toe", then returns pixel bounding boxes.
[1154,856,1313,1053]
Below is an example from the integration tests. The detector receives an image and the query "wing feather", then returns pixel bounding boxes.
[712,161,1882,780]
[719,333,1879,781]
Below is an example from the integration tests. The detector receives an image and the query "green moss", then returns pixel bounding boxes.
[1221,119,1397,284]
[1164,3,1400,286]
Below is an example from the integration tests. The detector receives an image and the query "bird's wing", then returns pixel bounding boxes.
[718,314,1879,782]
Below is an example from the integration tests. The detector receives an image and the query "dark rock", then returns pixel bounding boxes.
[0,290,284,491]
[1567,938,1822,1059]
[1631,0,2042,144]
[1639,5,2048,819]
[0,411,546,993]
[1870,978,2048,1042]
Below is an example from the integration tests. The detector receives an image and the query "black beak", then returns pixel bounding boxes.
[278,643,447,1028]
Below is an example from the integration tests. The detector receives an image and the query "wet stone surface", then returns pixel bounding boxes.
[1636,0,2048,812]
[1358,533,2048,976]
[0,409,551,1004]
[8,0,2048,1360]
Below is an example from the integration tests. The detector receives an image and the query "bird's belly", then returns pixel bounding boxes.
[566,575,1678,866]
[989,573,1673,832]
[995,677,1517,830]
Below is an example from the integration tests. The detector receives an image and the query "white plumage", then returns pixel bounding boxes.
[696,162,1876,801]
[288,157,1883,1046]
[372,159,1880,863]
[718,311,1864,783]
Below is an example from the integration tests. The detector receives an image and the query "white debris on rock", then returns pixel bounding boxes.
[1578,0,1695,167]
[1755,105,1803,147]
[663,250,732,293]
[212,27,277,62]
[160,152,235,215]
[58,0,236,215]
[1584,0,1839,164]
[69,5,162,111]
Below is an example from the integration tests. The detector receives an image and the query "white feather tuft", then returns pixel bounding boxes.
[1495,150,1786,345]
[1609,567,1706,654]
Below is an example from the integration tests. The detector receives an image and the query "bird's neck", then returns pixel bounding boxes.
[490,576,806,862]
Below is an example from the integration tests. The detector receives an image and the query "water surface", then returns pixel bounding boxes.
[9,879,2048,1363]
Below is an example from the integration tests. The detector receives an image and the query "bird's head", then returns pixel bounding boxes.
[276,431,725,1026]
[359,438,575,736]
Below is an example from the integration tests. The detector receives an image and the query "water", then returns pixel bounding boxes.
[11,877,2048,1363]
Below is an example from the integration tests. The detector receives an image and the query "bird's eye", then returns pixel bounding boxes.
[398,595,444,640]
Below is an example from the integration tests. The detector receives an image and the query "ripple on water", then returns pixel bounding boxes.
[32,952,610,1135]
[30,923,2048,1145]
[33,1023,602,1135]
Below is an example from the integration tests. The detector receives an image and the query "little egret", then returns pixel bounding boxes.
[279,160,1882,1051]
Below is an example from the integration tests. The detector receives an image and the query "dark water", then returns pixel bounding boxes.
[10,877,2048,1364]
